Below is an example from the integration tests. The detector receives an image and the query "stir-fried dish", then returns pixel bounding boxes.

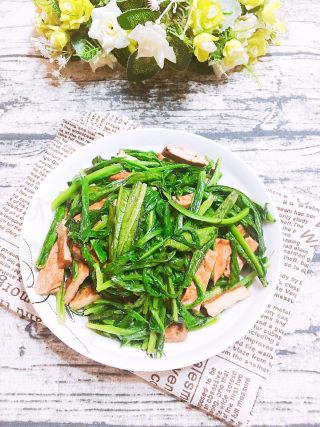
[35,146,274,357]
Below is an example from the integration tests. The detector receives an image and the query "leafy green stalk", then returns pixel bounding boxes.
[147,209,156,232]
[52,164,123,209]
[167,276,178,322]
[163,202,173,237]
[36,205,65,268]
[203,271,257,303]
[210,184,274,254]
[92,215,108,231]
[190,170,206,213]
[207,158,222,187]
[94,263,104,291]
[87,323,145,336]
[91,239,108,263]
[184,274,205,309]
[139,238,169,260]
[147,330,157,355]
[165,226,217,252]
[117,182,147,255]
[136,228,162,247]
[180,305,217,331]
[228,236,241,285]
[198,194,214,215]
[230,225,266,285]
[56,279,66,325]
[123,149,160,162]
[214,191,238,219]
[164,191,249,225]
[111,187,130,258]
[89,180,124,203]
[181,236,216,290]
[79,176,91,242]
[175,213,184,232]
[81,244,96,268]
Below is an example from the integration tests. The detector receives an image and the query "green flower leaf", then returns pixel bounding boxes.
[113,47,131,67]
[117,8,159,30]
[191,57,213,75]
[71,35,101,62]
[90,0,109,5]
[127,51,160,81]
[117,0,145,11]
[166,35,192,71]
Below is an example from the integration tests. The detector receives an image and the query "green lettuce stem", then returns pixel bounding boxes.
[52,164,123,209]
[164,191,249,225]
[230,225,266,282]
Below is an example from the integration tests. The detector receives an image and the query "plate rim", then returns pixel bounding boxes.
[19,127,283,371]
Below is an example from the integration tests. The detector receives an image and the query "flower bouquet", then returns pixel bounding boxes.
[33,0,284,81]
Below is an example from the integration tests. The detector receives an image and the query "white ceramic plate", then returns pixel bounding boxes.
[19,128,283,372]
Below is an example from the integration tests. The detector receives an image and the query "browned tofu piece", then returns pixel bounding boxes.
[203,286,251,317]
[69,285,99,310]
[161,146,208,167]
[89,199,107,210]
[236,224,247,236]
[49,286,61,294]
[74,213,81,223]
[109,171,131,181]
[212,238,232,284]
[57,220,72,268]
[72,244,83,261]
[173,194,193,209]
[35,242,64,295]
[74,198,106,222]
[165,323,188,343]
[181,249,216,306]
[64,262,90,304]
[181,283,198,306]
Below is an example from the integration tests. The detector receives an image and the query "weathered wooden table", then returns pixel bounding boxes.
[1,0,319,425]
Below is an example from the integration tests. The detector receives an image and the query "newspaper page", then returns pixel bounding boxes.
[0,112,319,426]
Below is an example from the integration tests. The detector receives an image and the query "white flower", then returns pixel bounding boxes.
[88,0,129,54]
[220,0,242,31]
[56,55,68,68]
[129,21,176,68]
[147,0,161,11]
[32,36,54,59]
[51,69,61,78]
[89,52,117,71]
[233,13,259,40]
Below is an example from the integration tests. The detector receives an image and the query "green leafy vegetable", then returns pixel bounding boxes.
[35,205,65,268]
[52,164,123,209]
[35,146,273,358]
[56,278,66,325]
